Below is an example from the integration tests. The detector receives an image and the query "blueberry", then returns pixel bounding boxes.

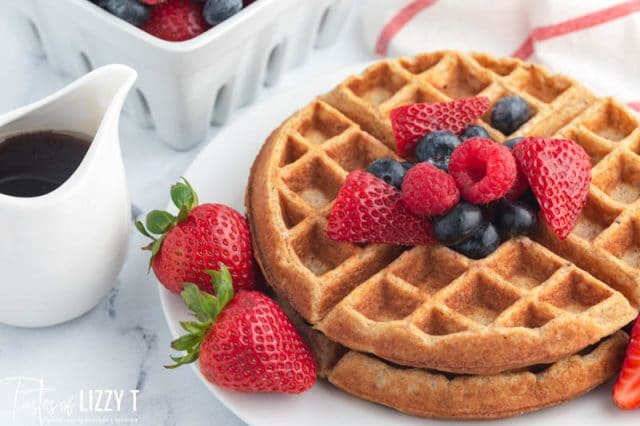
[451,222,500,259]
[432,202,483,246]
[400,162,415,171]
[91,0,110,7]
[496,199,538,238]
[415,130,460,172]
[203,0,243,26]
[504,137,523,150]
[491,96,531,135]
[366,158,407,189]
[104,0,150,26]
[520,189,540,211]
[460,125,490,141]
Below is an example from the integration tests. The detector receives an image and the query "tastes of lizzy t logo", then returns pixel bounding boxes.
[0,377,139,425]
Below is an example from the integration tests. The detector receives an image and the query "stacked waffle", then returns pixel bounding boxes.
[246,51,639,419]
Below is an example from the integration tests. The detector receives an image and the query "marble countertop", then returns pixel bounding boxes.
[0,2,374,424]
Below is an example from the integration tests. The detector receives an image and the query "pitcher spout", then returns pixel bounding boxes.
[0,65,137,140]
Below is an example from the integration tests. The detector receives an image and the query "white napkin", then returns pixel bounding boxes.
[360,0,640,110]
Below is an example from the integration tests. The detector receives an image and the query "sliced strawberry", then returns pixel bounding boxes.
[513,137,591,239]
[390,97,490,158]
[327,170,433,245]
[140,0,209,41]
[613,317,640,409]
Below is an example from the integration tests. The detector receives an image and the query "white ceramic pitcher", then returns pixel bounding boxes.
[0,65,137,327]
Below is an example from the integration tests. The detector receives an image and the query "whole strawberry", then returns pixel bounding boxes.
[136,179,260,294]
[167,267,317,393]
[613,316,640,409]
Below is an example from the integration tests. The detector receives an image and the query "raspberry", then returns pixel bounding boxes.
[327,171,434,245]
[513,137,591,239]
[401,163,460,216]
[390,97,490,158]
[449,138,516,204]
[505,157,529,200]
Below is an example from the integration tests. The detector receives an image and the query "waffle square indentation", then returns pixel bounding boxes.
[282,156,344,210]
[278,191,310,229]
[539,270,613,313]
[413,307,470,336]
[560,128,613,167]
[325,132,395,172]
[496,302,557,328]
[291,221,356,276]
[425,56,492,100]
[280,135,309,167]
[347,62,410,106]
[598,217,640,269]
[398,52,445,75]
[444,272,521,325]
[484,241,562,290]
[295,102,352,145]
[471,53,519,77]
[510,66,571,103]
[354,279,426,322]
[581,100,637,142]
[592,151,640,205]
[389,246,468,296]
[571,192,621,241]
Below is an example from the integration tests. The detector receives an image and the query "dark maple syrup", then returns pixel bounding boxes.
[0,131,91,197]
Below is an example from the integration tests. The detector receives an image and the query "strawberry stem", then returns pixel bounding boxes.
[165,265,235,369]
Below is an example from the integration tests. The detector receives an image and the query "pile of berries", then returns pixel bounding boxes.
[327,96,591,260]
[90,0,255,41]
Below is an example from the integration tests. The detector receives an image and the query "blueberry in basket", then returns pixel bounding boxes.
[90,0,255,41]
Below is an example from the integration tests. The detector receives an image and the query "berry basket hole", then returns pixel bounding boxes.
[27,19,44,54]
[79,52,94,73]
[264,42,286,87]
[211,84,232,125]
[315,7,332,46]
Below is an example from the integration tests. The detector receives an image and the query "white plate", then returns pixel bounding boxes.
[158,64,636,426]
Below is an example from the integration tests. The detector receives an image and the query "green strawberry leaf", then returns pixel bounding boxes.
[166,264,236,371]
[165,348,200,369]
[180,284,219,323]
[170,333,201,351]
[171,179,198,213]
[207,266,234,309]
[179,320,208,334]
[146,210,176,234]
[135,220,155,240]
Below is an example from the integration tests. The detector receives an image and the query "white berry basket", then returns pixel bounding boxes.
[2,0,352,150]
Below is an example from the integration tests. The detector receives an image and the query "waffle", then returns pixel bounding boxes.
[278,295,628,420]
[246,51,638,374]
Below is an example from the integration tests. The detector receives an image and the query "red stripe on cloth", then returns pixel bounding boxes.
[513,0,640,59]
[375,0,439,56]
[628,102,640,112]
